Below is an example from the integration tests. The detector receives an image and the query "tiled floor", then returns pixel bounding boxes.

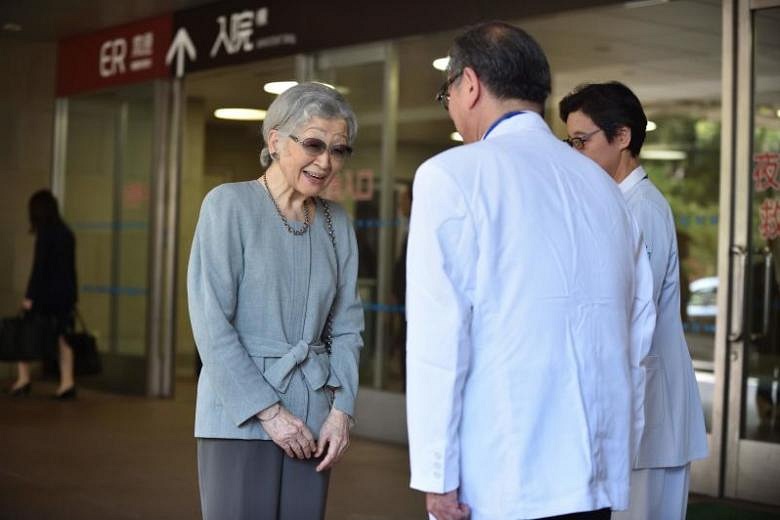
[0,378,423,520]
[1,378,779,520]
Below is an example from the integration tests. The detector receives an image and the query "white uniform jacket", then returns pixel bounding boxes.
[405,112,656,519]
[619,167,709,469]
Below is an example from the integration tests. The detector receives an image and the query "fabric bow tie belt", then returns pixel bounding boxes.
[242,336,339,393]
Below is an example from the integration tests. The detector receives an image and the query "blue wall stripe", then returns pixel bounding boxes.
[70,216,718,232]
[676,215,718,227]
[72,221,148,231]
[81,285,147,296]
[354,218,403,229]
[363,302,405,314]
[683,321,716,334]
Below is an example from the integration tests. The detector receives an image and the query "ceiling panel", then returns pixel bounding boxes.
[14,0,776,147]
[0,0,213,41]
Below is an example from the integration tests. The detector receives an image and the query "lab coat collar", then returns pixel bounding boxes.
[619,165,648,196]
[481,110,550,141]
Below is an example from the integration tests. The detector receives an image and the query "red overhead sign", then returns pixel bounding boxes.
[56,15,172,97]
[56,0,623,97]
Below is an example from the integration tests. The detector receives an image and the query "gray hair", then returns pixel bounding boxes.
[448,21,550,104]
[260,82,358,167]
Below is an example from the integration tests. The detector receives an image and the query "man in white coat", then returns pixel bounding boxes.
[405,22,656,520]
[560,81,709,520]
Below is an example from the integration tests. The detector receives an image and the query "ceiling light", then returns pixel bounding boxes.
[433,57,450,71]
[214,108,267,121]
[264,81,298,95]
[640,150,686,161]
[777,109,780,118]
[2,22,22,32]
[646,121,657,132]
[264,81,349,96]
[450,132,463,142]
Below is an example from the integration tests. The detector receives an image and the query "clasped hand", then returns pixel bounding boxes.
[427,490,470,520]
[258,404,351,472]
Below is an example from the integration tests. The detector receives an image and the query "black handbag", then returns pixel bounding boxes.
[64,311,102,376]
[0,312,57,361]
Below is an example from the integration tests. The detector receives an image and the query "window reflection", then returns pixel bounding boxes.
[744,7,780,442]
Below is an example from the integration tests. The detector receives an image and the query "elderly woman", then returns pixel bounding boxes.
[187,82,363,520]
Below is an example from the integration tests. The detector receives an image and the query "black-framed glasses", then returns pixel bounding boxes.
[564,128,602,150]
[288,134,353,162]
[435,70,463,110]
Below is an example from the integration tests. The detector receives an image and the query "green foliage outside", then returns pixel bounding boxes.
[643,115,721,282]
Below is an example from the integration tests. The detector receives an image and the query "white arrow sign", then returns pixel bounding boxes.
[166,27,197,78]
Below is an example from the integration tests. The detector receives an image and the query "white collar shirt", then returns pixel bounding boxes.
[406,112,656,518]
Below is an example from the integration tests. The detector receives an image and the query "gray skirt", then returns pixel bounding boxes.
[198,438,330,520]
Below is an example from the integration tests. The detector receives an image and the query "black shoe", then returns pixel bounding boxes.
[8,382,31,397]
[53,387,77,400]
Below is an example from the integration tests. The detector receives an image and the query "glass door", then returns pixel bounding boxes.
[60,83,157,393]
[305,42,414,442]
[724,0,780,505]
[304,43,396,391]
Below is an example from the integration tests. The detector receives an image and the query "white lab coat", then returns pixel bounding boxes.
[619,167,708,469]
[619,166,707,468]
[405,112,656,519]
[611,168,708,520]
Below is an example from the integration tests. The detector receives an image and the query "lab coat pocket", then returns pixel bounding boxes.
[643,355,666,429]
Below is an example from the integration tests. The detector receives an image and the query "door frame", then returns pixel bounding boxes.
[300,42,410,442]
[687,0,736,498]
[722,0,780,504]
[301,42,399,391]
[50,82,176,396]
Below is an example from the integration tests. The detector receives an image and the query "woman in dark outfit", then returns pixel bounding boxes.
[9,190,78,399]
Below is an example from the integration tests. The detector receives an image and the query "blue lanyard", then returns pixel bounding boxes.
[482,111,525,140]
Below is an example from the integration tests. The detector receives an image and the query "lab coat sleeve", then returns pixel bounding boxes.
[405,162,476,493]
[631,200,672,307]
[187,187,280,427]
[629,217,657,461]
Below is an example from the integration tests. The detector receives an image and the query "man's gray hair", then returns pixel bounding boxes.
[260,82,358,167]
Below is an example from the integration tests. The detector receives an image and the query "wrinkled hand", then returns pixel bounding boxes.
[426,490,470,520]
[21,299,32,311]
[315,408,351,472]
[257,404,316,459]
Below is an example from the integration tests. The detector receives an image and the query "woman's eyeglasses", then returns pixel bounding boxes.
[435,71,463,111]
[288,135,353,161]
[563,128,602,150]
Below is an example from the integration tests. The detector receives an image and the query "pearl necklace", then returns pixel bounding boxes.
[262,174,310,236]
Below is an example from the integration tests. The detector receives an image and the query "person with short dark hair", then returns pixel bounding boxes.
[560,81,708,520]
[559,82,648,179]
[405,22,655,520]
[9,189,78,399]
